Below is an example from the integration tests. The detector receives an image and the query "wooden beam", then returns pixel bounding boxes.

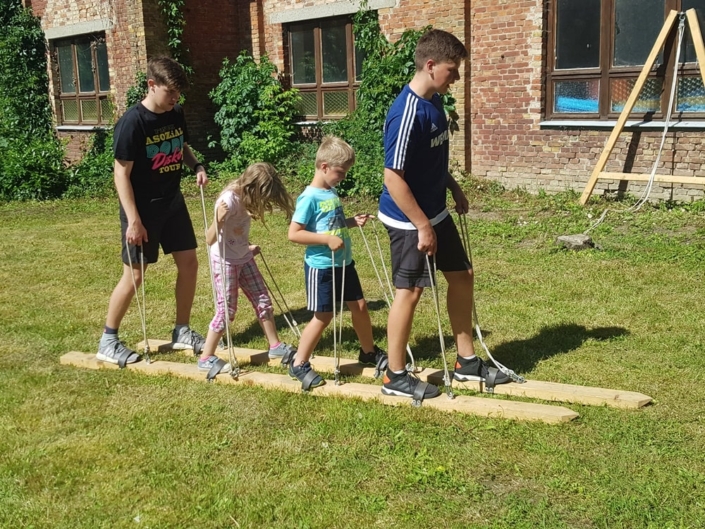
[138,339,651,409]
[686,9,705,84]
[424,371,651,409]
[598,172,705,185]
[136,339,395,379]
[579,10,679,205]
[60,352,579,424]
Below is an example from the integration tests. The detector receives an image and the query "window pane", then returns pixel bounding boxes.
[77,42,95,93]
[323,91,348,116]
[57,44,75,93]
[297,92,318,116]
[554,80,600,112]
[62,100,79,122]
[677,76,705,111]
[556,0,601,69]
[614,0,664,67]
[322,21,348,83]
[610,78,662,112]
[683,0,705,63]
[96,40,110,92]
[100,98,112,122]
[291,28,316,84]
[81,99,99,122]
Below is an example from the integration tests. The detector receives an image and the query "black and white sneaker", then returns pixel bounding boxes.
[381,369,440,399]
[96,339,141,367]
[453,355,510,385]
[289,361,325,391]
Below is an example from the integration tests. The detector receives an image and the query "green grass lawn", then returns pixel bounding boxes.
[1,180,704,528]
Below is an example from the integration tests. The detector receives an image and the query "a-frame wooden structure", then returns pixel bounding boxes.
[580,9,705,205]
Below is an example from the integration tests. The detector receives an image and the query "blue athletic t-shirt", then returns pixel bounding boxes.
[379,84,450,229]
[292,186,352,269]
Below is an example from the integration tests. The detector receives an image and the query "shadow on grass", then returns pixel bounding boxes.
[489,324,629,372]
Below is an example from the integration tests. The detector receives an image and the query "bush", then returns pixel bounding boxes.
[0,0,67,200]
[65,129,115,198]
[209,52,301,174]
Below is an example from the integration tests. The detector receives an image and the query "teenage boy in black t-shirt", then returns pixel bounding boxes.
[97,57,209,366]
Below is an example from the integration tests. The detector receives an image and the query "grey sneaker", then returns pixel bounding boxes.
[172,327,206,355]
[289,361,325,391]
[268,342,296,359]
[96,339,141,367]
[197,355,232,374]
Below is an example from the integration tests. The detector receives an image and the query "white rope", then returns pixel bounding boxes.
[199,186,218,314]
[458,214,524,383]
[363,220,419,373]
[257,251,301,338]
[331,250,341,385]
[424,254,453,399]
[584,13,687,234]
[217,225,239,379]
[126,242,151,363]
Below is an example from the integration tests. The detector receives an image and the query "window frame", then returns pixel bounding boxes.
[546,0,705,121]
[52,33,111,126]
[286,16,362,121]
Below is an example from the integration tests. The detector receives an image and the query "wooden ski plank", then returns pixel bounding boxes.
[138,339,651,409]
[60,352,579,424]
[136,339,403,379]
[423,370,651,409]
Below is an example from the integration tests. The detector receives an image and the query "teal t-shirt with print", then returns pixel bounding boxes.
[292,186,352,269]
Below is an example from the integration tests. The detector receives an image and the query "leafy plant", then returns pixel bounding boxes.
[65,129,115,198]
[209,52,301,174]
[125,71,147,109]
[0,0,67,200]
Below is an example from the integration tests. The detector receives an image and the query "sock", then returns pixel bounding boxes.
[392,369,406,375]
[269,341,281,350]
[103,326,118,334]
[459,354,477,361]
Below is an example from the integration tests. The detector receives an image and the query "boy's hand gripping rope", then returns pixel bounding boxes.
[360,221,419,374]
[425,254,454,400]
[457,214,525,385]
[126,243,151,364]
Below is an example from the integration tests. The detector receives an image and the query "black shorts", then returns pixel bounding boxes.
[120,192,197,265]
[386,214,471,289]
[304,260,365,313]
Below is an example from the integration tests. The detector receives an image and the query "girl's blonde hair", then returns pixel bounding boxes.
[224,162,294,223]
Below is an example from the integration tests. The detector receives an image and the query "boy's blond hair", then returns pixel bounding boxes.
[414,29,468,70]
[147,56,189,92]
[224,162,294,223]
[315,136,355,169]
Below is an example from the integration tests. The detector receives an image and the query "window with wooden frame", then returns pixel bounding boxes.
[287,17,365,120]
[546,0,705,120]
[53,33,111,125]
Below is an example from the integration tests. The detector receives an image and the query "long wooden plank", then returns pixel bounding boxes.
[137,338,405,379]
[60,352,579,424]
[599,172,705,186]
[424,371,651,409]
[138,339,651,409]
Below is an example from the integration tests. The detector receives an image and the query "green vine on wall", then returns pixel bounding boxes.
[157,0,193,76]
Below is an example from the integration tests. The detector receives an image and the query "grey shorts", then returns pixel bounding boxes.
[120,193,197,265]
[386,214,471,289]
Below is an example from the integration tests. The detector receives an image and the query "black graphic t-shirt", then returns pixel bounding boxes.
[113,102,190,210]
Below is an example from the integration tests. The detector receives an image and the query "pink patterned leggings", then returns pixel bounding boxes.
[209,257,273,333]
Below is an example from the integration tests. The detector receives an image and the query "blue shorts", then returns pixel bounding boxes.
[304,260,364,313]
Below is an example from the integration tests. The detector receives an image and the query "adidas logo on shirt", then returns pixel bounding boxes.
[430,123,438,132]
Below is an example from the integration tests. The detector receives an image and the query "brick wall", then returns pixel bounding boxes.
[470,0,705,201]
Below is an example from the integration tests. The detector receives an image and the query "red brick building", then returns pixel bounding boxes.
[28,0,705,201]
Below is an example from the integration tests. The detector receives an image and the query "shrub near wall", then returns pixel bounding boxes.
[0,0,67,200]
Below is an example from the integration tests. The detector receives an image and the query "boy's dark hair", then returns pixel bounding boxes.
[147,56,189,92]
[414,29,468,70]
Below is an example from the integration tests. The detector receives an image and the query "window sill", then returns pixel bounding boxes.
[540,119,705,131]
[56,125,111,132]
